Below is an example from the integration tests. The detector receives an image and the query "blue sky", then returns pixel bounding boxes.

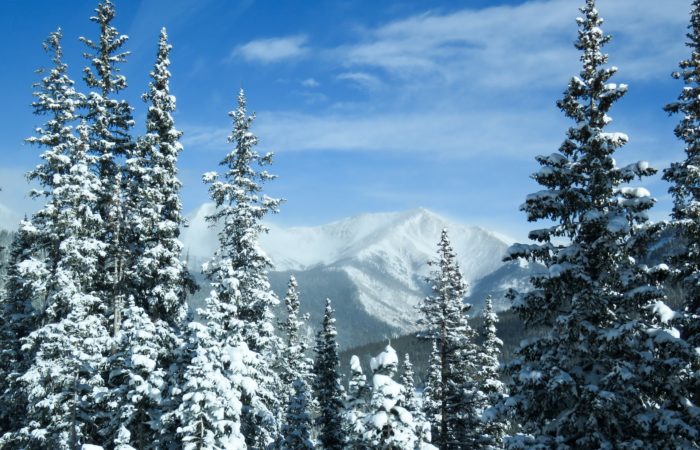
[0,0,693,240]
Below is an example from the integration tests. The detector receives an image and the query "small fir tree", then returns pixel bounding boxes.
[361,345,420,449]
[313,298,346,450]
[281,379,315,450]
[278,276,314,448]
[345,355,370,449]
[0,223,44,442]
[421,340,442,446]
[175,322,246,450]
[473,297,508,449]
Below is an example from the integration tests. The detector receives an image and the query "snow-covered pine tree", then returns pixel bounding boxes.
[281,379,315,450]
[278,275,314,448]
[202,88,282,448]
[345,355,370,449]
[504,1,697,447]
[418,229,479,449]
[0,222,44,442]
[400,354,417,413]
[17,123,111,449]
[105,30,193,447]
[80,0,135,331]
[278,276,312,403]
[663,0,700,419]
[175,321,246,450]
[474,297,508,449]
[124,27,192,324]
[313,298,346,450]
[421,341,441,446]
[1,29,93,446]
[104,299,175,449]
[400,354,434,450]
[26,28,84,272]
[361,344,421,450]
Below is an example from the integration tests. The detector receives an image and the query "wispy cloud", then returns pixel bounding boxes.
[191,0,688,160]
[183,108,565,158]
[233,35,309,64]
[334,0,687,92]
[301,78,320,88]
[336,72,383,90]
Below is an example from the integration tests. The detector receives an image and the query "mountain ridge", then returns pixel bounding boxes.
[182,205,538,347]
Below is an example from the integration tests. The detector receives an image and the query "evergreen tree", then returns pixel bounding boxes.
[663,0,700,420]
[421,341,442,446]
[80,0,135,333]
[203,88,282,448]
[361,345,421,449]
[105,30,194,447]
[473,297,508,449]
[278,276,312,403]
[504,1,697,447]
[124,28,192,324]
[17,124,111,448]
[281,379,315,450]
[345,355,369,449]
[400,354,417,413]
[279,276,314,448]
[400,354,434,450]
[175,321,246,450]
[104,301,174,449]
[2,30,93,447]
[0,222,44,443]
[418,229,478,449]
[26,28,84,273]
[313,298,346,450]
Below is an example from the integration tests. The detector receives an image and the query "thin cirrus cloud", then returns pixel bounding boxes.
[335,0,688,90]
[336,72,383,90]
[182,108,565,158]
[233,34,309,64]
[190,0,688,160]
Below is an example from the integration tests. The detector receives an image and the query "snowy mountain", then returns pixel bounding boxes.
[182,205,540,348]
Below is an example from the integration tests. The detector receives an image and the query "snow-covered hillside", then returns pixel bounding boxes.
[182,205,538,347]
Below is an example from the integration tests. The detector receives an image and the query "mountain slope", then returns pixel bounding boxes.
[182,205,536,347]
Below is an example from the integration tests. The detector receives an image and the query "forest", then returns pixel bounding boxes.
[0,0,699,449]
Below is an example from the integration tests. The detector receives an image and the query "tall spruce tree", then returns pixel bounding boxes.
[124,28,191,324]
[313,298,346,450]
[418,229,478,449]
[202,89,282,448]
[18,124,110,449]
[663,0,700,421]
[2,30,98,447]
[80,0,135,332]
[104,30,193,447]
[504,1,697,447]
[26,28,84,274]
